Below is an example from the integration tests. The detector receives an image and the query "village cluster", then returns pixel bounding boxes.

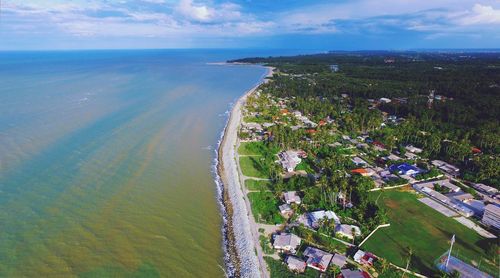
[238,87,498,277]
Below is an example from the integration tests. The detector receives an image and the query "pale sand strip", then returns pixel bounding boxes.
[219,66,273,277]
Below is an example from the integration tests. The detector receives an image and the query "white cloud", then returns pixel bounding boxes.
[176,0,213,21]
[459,4,500,25]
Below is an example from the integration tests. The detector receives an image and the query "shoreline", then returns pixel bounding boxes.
[217,66,274,277]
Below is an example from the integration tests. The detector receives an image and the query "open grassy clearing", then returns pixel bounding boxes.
[239,156,270,178]
[363,189,497,276]
[245,179,273,191]
[238,141,279,156]
[247,192,283,224]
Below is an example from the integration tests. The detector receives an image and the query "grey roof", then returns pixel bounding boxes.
[286,256,306,271]
[341,269,364,278]
[303,247,333,271]
[330,253,347,268]
[273,233,301,249]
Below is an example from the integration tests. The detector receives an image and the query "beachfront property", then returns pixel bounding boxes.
[272,233,301,254]
[350,168,375,177]
[431,160,460,177]
[278,150,302,172]
[335,224,361,239]
[299,210,340,229]
[286,256,307,273]
[482,204,500,230]
[303,247,333,272]
[283,191,301,205]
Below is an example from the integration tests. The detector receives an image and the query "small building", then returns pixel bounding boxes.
[336,224,361,239]
[472,183,498,197]
[273,233,301,254]
[299,210,340,229]
[339,269,370,278]
[283,191,301,205]
[482,204,500,230]
[330,64,339,72]
[330,253,347,268]
[431,160,460,177]
[379,97,391,104]
[279,204,293,216]
[353,250,377,266]
[415,179,461,193]
[286,256,307,273]
[351,168,372,177]
[303,247,333,272]
[405,145,423,153]
[279,151,302,172]
[389,163,423,176]
[351,157,368,166]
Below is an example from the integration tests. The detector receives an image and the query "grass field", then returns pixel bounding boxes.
[245,179,273,191]
[239,156,270,178]
[247,192,283,224]
[363,189,497,276]
[238,141,278,156]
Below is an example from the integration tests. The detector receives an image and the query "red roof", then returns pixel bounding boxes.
[318,120,326,126]
[373,141,385,148]
[306,129,317,134]
[472,147,482,154]
[351,168,368,174]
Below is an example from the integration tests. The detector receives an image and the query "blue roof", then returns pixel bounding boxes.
[389,163,421,174]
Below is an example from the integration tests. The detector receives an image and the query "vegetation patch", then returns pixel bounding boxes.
[239,141,279,156]
[364,189,497,276]
[239,156,270,178]
[245,179,273,191]
[247,192,284,224]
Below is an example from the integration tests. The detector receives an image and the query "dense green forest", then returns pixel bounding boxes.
[231,52,500,187]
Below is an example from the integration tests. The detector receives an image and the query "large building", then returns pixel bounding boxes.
[482,204,500,230]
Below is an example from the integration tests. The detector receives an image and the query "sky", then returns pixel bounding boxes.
[1,0,500,50]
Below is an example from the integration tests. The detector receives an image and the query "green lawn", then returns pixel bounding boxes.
[247,192,283,224]
[363,189,497,276]
[238,141,278,156]
[245,179,273,191]
[239,156,270,178]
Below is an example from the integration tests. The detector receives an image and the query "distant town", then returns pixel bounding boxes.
[229,52,499,278]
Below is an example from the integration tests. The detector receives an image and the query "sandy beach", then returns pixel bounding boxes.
[218,66,274,278]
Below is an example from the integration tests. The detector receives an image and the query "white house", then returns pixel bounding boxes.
[273,233,301,254]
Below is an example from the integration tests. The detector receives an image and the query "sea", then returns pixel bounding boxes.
[0,49,310,277]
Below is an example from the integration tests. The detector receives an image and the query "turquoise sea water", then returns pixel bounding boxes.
[0,50,268,277]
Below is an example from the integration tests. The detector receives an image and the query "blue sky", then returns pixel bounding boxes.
[1,0,499,50]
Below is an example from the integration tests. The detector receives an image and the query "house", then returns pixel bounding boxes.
[336,224,361,239]
[372,141,386,151]
[330,253,347,268]
[330,64,339,72]
[279,204,293,216]
[279,151,302,172]
[351,168,370,176]
[415,179,461,193]
[405,145,423,153]
[273,233,301,254]
[404,152,418,160]
[351,157,368,166]
[472,183,498,197]
[286,256,307,273]
[389,163,422,176]
[353,250,377,266]
[283,191,301,205]
[299,210,340,229]
[339,269,370,278]
[431,160,460,177]
[386,153,402,161]
[482,204,500,230]
[379,97,391,103]
[303,247,333,272]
